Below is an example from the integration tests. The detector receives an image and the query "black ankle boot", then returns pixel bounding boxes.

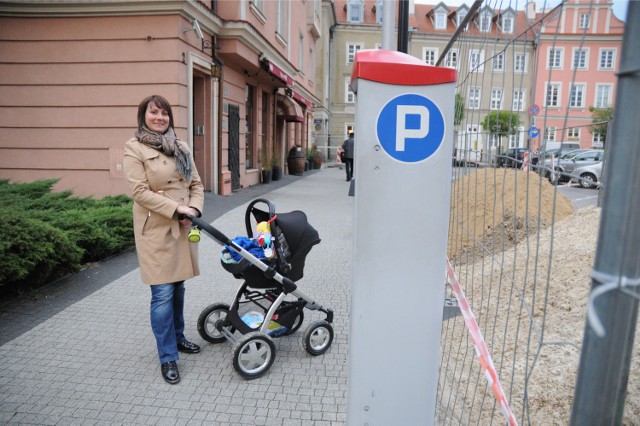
[161,361,180,384]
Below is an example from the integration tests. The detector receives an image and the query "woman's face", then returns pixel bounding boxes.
[145,101,170,133]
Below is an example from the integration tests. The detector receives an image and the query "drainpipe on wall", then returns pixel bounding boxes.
[213,34,226,195]
[327,5,336,153]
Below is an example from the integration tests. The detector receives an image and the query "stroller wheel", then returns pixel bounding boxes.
[232,332,276,379]
[197,303,233,344]
[303,321,334,356]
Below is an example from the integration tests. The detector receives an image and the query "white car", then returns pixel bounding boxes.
[571,162,604,189]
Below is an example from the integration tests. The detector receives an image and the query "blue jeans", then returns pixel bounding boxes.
[150,281,186,363]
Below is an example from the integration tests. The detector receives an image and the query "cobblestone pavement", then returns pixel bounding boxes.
[0,167,352,425]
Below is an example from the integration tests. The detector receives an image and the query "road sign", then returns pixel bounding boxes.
[528,126,540,138]
[528,104,540,116]
[376,93,445,163]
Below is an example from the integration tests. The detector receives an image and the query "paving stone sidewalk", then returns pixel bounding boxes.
[0,167,352,425]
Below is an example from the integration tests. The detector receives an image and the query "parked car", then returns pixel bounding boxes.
[538,149,590,167]
[571,162,604,189]
[547,149,605,184]
[497,148,528,168]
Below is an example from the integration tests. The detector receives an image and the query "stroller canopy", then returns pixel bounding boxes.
[274,211,320,256]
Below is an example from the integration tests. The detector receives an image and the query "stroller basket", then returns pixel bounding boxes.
[220,199,321,288]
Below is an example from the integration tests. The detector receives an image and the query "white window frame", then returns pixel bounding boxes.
[547,47,563,69]
[514,53,527,73]
[346,43,363,64]
[569,83,586,109]
[423,48,438,66]
[347,0,364,23]
[469,49,485,72]
[298,33,305,75]
[457,12,467,29]
[308,47,314,83]
[478,12,492,32]
[545,126,557,143]
[595,84,613,108]
[435,12,446,29]
[345,123,355,137]
[545,82,562,108]
[456,10,469,30]
[567,127,581,141]
[488,134,500,149]
[345,78,355,103]
[469,87,481,109]
[501,14,514,34]
[598,48,615,70]
[579,12,590,29]
[275,0,288,40]
[512,90,525,112]
[572,47,589,70]
[445,49,459,69]
[490,88,503,110]
[592,132,605,148]
[375,0,384,24]
[569,83,587,109]
[508,127,524,148]
[492,51,505,72]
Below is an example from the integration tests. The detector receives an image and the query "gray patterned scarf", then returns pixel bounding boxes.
[135,125,192,181]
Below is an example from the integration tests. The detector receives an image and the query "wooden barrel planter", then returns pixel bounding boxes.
[287,146,306,176]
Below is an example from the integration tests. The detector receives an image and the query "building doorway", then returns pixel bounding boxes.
[228,104,241,191]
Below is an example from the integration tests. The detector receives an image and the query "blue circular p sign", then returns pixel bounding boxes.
[376,93,445,163]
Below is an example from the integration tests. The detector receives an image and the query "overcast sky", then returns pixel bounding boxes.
[413,0,629,21]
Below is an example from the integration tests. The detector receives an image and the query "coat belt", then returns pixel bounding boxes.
[171,218,180,239]
[157,190,181,240]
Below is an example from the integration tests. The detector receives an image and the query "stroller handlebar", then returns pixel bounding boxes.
[180,214,231,246]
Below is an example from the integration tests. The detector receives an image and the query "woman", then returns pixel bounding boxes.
[123,95,205,384]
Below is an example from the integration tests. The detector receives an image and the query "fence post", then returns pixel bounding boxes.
[598,116,613,208]
[570,2,640,424]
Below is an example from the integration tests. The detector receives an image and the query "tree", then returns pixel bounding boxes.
[589,106,613,145]
[454,92,465,127]
[481,111,521,153]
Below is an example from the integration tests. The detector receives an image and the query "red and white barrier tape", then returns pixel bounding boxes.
[521,152,530,172]
[446,257,518,426]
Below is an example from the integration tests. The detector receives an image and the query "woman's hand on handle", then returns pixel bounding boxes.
[176,205,199,227]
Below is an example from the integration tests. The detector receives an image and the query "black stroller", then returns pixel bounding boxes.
[186,198,334,379]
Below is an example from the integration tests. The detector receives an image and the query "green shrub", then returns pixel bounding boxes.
[0,211,83,289]
[0,179,134,295]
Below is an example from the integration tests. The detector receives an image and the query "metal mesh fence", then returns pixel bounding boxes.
[436,0,637,424]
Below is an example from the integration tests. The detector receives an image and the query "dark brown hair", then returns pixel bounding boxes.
[137,95,175,131]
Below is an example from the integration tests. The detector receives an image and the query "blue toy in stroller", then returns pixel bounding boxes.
[184,198,334,379]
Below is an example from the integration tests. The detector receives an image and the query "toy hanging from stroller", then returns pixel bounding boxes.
[184,198,334,379]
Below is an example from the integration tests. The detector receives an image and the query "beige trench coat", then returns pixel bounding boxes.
[123,138,205,285]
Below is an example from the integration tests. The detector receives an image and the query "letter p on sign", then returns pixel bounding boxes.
[396,105,429,151]
[377,93,446,163]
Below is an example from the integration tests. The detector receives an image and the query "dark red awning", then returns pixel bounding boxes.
[267,61,295,86]
[276,94,304,123]
[292,90,313,109]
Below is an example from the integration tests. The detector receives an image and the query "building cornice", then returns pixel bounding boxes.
[0,1,224,33]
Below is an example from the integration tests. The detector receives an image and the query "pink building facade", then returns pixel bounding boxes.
[533,0,624,151]
[0,0,322,197]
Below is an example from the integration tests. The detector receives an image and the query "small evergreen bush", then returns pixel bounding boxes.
[0,179,134,296]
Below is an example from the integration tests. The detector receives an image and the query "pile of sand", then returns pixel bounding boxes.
[448,168,574,260]
[442,168,639,424]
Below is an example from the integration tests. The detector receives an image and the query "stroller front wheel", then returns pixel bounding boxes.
[197,303,234,344]
[303,320,334,356]
[232,332,276,379]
